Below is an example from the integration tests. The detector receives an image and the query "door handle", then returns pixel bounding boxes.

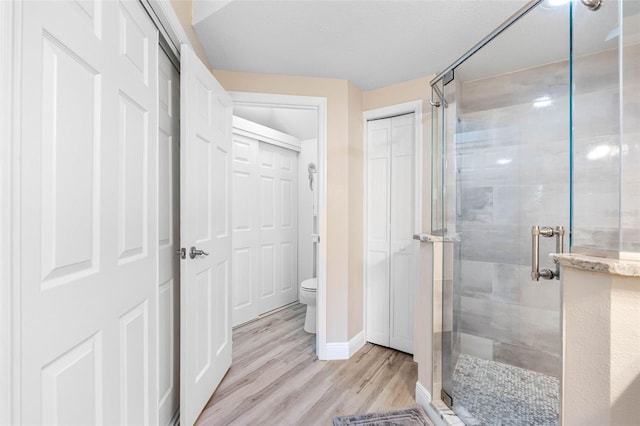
[531,225,564,281]
[189,246,210,259]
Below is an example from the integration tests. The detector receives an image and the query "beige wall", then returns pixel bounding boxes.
[170,0,212,69]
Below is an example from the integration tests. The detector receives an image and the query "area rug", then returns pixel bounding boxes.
[332,404,432,426]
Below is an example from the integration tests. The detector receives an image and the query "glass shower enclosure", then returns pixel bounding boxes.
[430,0,639,424]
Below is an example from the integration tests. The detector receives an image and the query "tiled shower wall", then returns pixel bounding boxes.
[450,59,570,378]
[448,42,639,377]
[573,43,640,254]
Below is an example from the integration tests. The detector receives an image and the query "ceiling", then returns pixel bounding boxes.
[234,105,318,140]
[192,0,532,91]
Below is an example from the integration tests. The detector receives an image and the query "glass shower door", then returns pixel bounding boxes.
[434,2,571,425]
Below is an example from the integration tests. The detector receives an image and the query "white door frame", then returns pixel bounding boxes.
[362,100,423,350]
[1,1,18,422]
[228,91,329,360]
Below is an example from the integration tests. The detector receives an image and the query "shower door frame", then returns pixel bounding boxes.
[429,0,572,418]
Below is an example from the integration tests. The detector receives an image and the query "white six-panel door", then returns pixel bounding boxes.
[180,44,233,426]
[19,1,159,423]
[366,114,416,354]
[231,133,260,325]
[258,142,298,315]
[231,131,298,326]
[158,48,180,425]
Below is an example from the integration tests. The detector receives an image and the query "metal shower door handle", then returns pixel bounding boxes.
[531,225,564,281]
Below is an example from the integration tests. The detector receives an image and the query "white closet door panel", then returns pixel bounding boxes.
[390,113,416,354]
[366,250,390,346]
[19,1,159,424]
[278,148,298,306]
[367,158,390,251]
[157,49,180,425]
[258,143,277,312]
[366,118,391,347]
[180,44,232,426]
[366,113,416,353]
[231,134,259,326]
[258,143,298,314]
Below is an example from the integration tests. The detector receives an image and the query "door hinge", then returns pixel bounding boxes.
[176,248,186,259]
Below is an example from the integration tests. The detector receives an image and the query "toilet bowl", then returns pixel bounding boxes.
[299,278,317,333]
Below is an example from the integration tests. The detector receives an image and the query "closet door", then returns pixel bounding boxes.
[231,134,260,326]
[18,1,159,423]
[365,114,416,353]
[389,114,416,354]
[366,119,392,347]
[258,143,298,315]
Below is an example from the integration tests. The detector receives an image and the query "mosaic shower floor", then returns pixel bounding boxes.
[451,354,559,426]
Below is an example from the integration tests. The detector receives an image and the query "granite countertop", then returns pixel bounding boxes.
[551,253,640,277]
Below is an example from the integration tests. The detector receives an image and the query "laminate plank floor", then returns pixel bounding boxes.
[195,303,420,426]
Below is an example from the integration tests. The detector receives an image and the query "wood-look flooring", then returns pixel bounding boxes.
[195,303,420,426]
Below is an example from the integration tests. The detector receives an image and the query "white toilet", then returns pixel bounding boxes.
[299,278,317,333]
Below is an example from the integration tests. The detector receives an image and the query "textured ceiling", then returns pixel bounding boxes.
[193,0,531,90]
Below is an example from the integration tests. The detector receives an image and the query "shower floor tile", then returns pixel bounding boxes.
[452,354,559,426]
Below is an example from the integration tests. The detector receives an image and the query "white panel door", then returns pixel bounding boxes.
[231,134,259,326]
[180,44,233,426]
[258,143,298,315]
[366,113,416,353]
[18,1,158,424]
[389,114,416,354]
[366,119,392,347]
[158,48,180,425]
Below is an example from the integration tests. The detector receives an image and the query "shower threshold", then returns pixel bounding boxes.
[450,354,559,426]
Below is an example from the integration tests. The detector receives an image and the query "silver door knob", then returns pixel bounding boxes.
[189,246,210,259]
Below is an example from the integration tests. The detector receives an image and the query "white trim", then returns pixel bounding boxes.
[348,330,366,357]
[227,92,329,360]
[323,330,366,360]
[325,342,349,360]
[143,0,193,62]
[232,116,301,152]
[2,2,21,424]
[416,382,449,426]
[361,100,423,351]
[415,381,432,411]
[0,2,15,424]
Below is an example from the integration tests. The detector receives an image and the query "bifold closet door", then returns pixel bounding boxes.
[231,137,298,326]
[366,119,392,347]
[366,114,416,354]
[388,113,415,354]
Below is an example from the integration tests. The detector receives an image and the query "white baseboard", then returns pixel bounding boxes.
[349,330,365,357]
[416,381,465,426]
[325,341,349,360]
[416,381,448,426]
[415,381,431,409]
[325,330,366,360]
